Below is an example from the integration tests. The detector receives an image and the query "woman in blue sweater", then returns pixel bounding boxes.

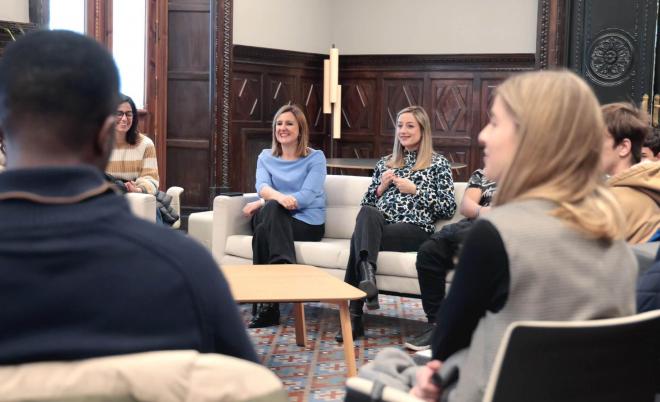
[242,104,327,327]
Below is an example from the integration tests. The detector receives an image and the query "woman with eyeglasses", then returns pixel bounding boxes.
[106,94,159,196]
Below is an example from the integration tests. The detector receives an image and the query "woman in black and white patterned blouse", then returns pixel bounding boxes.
[336,105,456,343]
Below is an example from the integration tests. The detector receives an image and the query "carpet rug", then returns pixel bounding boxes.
[240,295,428,402]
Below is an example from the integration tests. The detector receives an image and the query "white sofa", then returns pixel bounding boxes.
[189,175,466,295]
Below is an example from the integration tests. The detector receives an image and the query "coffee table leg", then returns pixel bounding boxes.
[337,300,358,377]
[293,302,307,347]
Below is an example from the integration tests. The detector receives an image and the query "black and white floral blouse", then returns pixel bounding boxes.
[361,151,456,233]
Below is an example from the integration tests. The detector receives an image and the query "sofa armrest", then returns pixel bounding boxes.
[166,186,184,229]
[125,193,156,222]
[211,193,259,260]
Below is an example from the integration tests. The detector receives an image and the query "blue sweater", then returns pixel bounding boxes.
[255,148,327,225]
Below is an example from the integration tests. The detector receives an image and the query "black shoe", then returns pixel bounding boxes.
[364,295,380,310]
[248,303,280,328]
[404,324,436,351]
[335,313,365,343]
[358,260,378,299]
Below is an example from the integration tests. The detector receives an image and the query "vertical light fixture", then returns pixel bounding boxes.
[324,45,341,156]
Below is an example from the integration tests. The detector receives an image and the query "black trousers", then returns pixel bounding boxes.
[416,218,474,323]
[344,206,430,298]
[251,200,324,264]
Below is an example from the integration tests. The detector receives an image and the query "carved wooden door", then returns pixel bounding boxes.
[567,0,659,105]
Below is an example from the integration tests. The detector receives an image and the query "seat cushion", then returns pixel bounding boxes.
[225,235,419,278]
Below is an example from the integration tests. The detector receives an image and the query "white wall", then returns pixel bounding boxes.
[233,0,538,55]
[233,0,332,54]
[0,0,30,23]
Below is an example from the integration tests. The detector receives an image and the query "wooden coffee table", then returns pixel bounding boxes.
[221,264,366,377]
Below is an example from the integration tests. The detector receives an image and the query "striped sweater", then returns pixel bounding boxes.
[106,134,159,194]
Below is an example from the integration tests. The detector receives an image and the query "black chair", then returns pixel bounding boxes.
[483,310,660,402]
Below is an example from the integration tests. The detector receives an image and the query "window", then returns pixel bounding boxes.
[112,0,147,109]
[48,0,148,109]
[49,0,86,34]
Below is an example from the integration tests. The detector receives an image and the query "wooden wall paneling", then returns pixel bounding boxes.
[300,75,325,134]
[472,76,506,176]
[231,69,263,122]
[338,140,374,159]
[340,76,378,135]
[429,78,473,139]
[28,0,48,26]
[229,46,534,191]
[0,21,38,58]
[266,73,297,118]
[209,0,233,202]
[536,0,569,68]
[166,0,212,219]
[382,76,425,134]
[149,0,168,188]
[308,133,326,153]
[241,127,272,193]
[229,65,263,192]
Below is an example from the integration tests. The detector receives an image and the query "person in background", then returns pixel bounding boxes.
[105,94,178,225]
[641,128,660,162]
[336,106,456,343]
[404,168,496,351]
[106,94,159,196]
[0,30,257,365]
[600,102,660,243]
[242,104,326,328]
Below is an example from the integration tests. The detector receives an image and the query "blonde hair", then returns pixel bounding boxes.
[387,106,434,170]
[271,104,310,157]
[493,69,624,241]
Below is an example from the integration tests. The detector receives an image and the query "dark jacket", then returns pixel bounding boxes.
[638,260,660,312]
[0,165,257,364]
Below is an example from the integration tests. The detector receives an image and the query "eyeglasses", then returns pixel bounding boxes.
[115,111,133,119]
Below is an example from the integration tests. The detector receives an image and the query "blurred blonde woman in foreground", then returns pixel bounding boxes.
[360,70,638,402]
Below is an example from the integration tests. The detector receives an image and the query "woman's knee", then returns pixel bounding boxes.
[356,205,382,223]
[260,199,288,217]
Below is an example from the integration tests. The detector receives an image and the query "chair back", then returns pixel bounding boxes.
[324,175,371,239]
[483,311,660,402]
[0,350,286,402]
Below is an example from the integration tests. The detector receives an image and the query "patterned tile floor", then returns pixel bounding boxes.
[240,295,428,402]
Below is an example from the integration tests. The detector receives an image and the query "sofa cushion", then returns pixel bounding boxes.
[225,235,419,278]
[324,175,371,239]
